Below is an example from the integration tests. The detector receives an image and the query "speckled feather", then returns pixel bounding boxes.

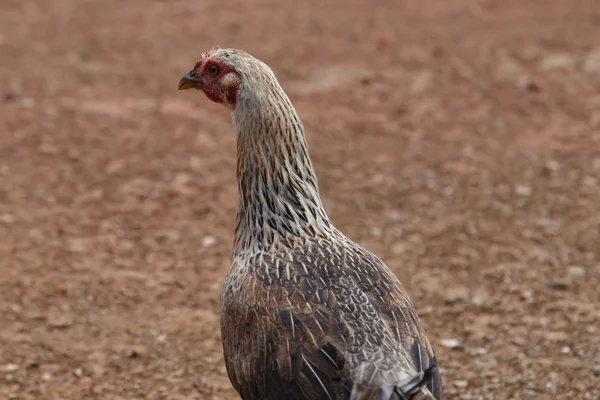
[192,48,442,400]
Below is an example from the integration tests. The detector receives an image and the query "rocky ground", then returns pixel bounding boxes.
[1,0,599,398]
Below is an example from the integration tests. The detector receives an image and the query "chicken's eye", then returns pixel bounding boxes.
[209,64,220,76]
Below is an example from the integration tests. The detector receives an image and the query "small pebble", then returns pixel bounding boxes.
[539,53,576,70]
[73,368,83,378]
[440,339,462,349]
[515,185,532,197]
[8,304,22,313]
[0,214,16,224]
[202,235,216,248]
[561,346,571,354]
[545,160,560,171]
[453,380,468,388]
[470,347,488,355]
[471,297,484,306]
[536,218,559,229]
[419,306,433,316]
[1,364,19,373]
[568,266,585,277]
[390,211,407,222]
[521,290,534,303]
[159,387,171,400]
[156,334,167,344]
[370,227,382,237]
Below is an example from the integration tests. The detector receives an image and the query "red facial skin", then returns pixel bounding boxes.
[192,52,240,105]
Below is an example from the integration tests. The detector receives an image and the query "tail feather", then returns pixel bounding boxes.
[393,364,437,400]
[350,364,440,400]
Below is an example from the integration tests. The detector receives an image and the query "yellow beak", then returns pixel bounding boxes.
[178,70,203,90]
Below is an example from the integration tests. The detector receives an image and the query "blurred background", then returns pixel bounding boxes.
[1,0,600,398]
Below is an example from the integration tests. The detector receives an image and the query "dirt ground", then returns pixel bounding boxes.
[1,0,599,399]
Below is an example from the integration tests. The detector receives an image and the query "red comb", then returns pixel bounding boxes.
[193,46,221,69]
[207,45,220,55]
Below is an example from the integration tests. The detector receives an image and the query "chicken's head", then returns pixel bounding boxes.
[178,46,243,107]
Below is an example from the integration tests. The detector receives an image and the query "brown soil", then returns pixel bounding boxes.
[1,0,599,399]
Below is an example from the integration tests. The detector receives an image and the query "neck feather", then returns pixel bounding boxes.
[231,77,332,254]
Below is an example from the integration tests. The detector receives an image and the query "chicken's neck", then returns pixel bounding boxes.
[231,85,332,255]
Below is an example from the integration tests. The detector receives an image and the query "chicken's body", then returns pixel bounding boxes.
[223,234,441,400]
[179,48,442,400]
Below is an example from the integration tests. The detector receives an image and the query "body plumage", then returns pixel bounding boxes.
[179,47,442,400]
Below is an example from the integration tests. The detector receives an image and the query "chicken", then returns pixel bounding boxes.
[178,47,443,400]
